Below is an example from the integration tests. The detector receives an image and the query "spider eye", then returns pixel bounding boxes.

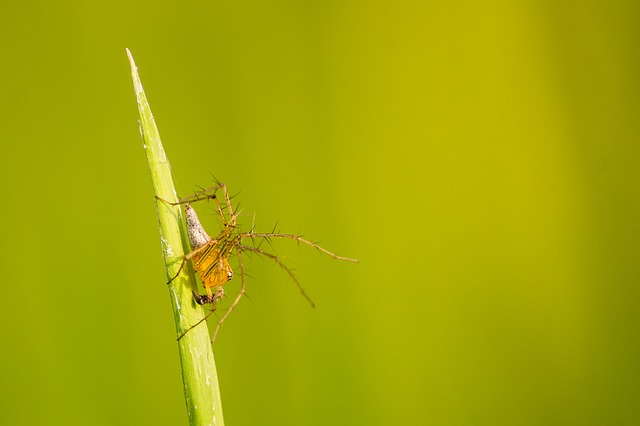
[227,271,233,280]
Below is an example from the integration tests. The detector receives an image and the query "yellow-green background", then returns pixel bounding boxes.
[1,1,638,425]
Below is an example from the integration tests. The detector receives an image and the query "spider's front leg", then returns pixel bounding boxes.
[166,244,211,285]
[155,183,224,208]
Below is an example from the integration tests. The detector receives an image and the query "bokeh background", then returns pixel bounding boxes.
[1,1,639,425]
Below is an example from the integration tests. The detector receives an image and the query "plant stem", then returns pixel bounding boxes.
[127,48,225,426]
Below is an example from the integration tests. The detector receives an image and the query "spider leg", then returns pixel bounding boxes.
[176,288,224,341]
[239,233,358,263]
[218,182,237,227]
[238,243,316,308]
[166,243,213,285]
[155,183,225,207]
[211,250,247,344]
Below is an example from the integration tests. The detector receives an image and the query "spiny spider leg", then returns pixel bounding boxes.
[238,243,316,308]
[210,250,247,344]
[176,288,224,341]
[165,243,214,285]
[155,184,223,207]
[167,183,237,228]
[239,233,359,263]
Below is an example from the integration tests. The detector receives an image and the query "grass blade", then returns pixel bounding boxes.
[127,48,225,426]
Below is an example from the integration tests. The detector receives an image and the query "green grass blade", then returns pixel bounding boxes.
[126,48,225,426]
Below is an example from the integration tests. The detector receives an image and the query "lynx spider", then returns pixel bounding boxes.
[157,182,357,343]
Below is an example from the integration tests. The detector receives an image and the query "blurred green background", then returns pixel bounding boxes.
[1,1,639,425]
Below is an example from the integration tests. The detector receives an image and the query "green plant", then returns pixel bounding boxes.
[127,49,224,426]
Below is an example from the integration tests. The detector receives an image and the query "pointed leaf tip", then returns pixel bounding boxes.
[126,48,137,73]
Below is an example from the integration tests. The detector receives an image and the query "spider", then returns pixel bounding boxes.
[157,182,358,343]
